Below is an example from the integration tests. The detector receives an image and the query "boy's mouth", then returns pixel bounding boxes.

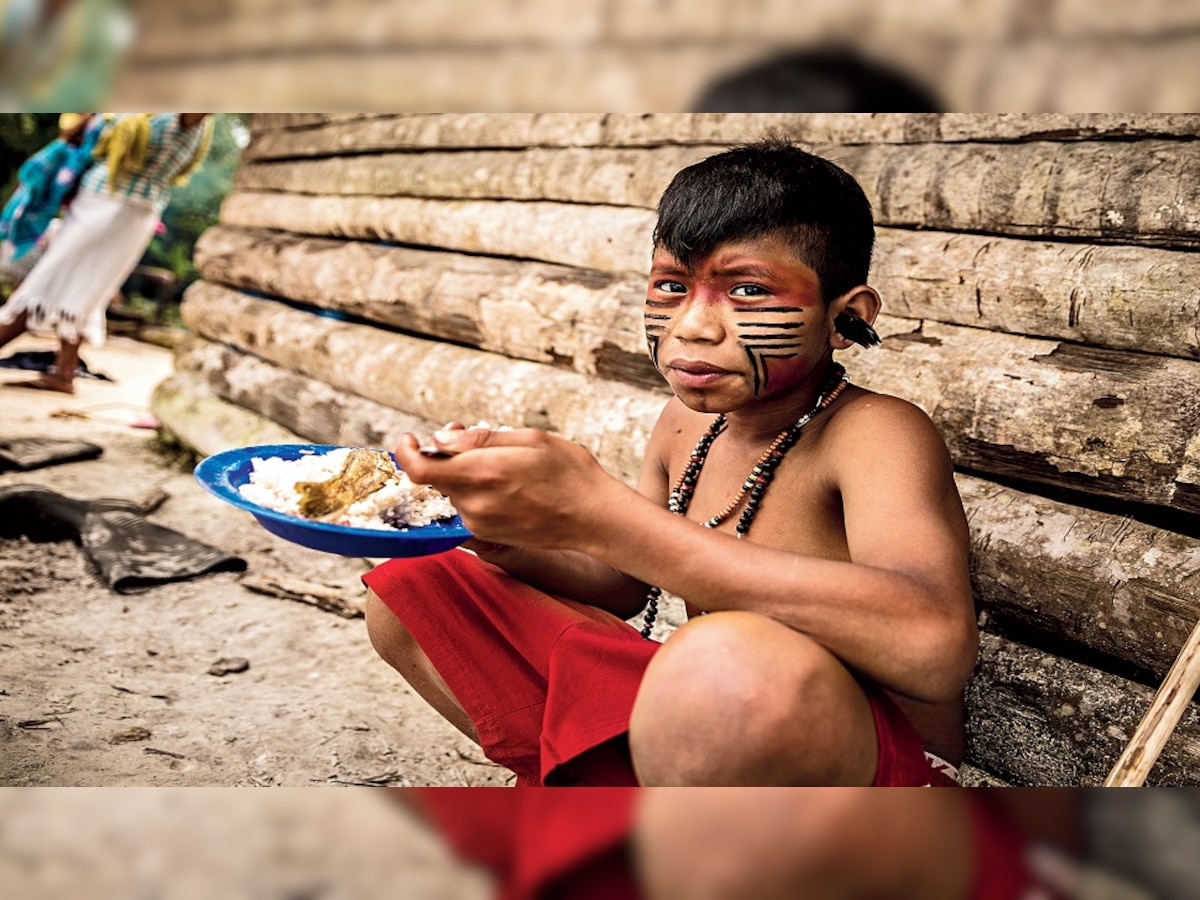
[667,359,735,387]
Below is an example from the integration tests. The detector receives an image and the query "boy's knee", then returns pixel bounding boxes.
[364,590,418,664]
[634,790,942,900]
[629,613,873,785]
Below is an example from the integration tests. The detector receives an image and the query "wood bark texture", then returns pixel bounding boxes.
[169,338,443,455]
[872,230,1200,360]
[193,227,663,390]
[958,474,1200,681]
[198,224,1200,364]
[150,371,305,456]
[231,140,1200,249]
[218,192,656,276]
[967,633,1200,786]
[838,140,1200,248]
[843,316,1200,514]
[244,113,1200,157]
[180,286,666,485]
[234,146,715,209]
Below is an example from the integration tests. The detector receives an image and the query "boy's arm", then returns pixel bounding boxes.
[582,397,977,703]
[393,399,976,703]
[460,543,649,619]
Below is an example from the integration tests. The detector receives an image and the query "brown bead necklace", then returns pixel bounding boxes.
[639,363,850,639]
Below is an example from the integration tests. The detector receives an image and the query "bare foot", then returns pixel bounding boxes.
[7,376,75,394]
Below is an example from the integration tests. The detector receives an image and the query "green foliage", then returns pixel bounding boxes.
[0,114,62,201]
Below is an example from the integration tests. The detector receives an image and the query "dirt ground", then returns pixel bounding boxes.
[0,333,511,789]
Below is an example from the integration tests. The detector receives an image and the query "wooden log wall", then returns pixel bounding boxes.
[157,113,1200,786]
[118,3,1200,111]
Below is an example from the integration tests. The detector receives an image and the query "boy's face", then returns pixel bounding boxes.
[645,233,832,414]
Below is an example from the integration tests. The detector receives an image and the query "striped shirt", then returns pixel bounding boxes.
[79,114,207,213]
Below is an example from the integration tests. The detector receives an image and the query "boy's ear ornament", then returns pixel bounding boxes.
[834,313,881,348]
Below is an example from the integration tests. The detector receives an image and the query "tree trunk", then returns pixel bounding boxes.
[872,230,1200,360]
[967,632,1200,786]
[958,473,1200,679]
[229,140,1200,248]
[218,192,656,276]
[150,371,305,457]
[235,145,714,209]
[244,113,1200,157]
[170,338,443,455]
[180,286,666,485]
[197,223,1200,364]
[837,140,1200,248]
[193,226,662,389]
[850,316,1200,515]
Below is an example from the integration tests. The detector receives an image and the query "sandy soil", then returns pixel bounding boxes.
[0,333,511,789]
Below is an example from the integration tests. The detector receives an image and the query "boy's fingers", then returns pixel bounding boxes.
[427,426,531,454]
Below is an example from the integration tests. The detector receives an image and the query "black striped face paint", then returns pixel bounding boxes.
[644,298,673,371]
[734,305,806,395]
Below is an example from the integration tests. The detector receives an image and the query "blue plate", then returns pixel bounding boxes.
[194,444,471,557]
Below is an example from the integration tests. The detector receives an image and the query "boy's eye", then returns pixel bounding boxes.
[655,280,687,294]
[730,284,770,298]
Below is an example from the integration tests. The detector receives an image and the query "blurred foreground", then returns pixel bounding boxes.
[2,788,1198,899]
[0,788,493,900]
[6,1,1200,110]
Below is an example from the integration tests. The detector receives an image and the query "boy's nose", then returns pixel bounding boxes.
[674,297,726,343]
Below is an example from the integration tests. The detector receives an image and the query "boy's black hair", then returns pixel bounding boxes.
[653,138,875,303]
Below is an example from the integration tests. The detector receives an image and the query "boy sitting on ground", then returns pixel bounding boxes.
[364,137,978,786]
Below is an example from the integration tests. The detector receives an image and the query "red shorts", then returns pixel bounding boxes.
[364,550,955,787]
[409,789,1045,900]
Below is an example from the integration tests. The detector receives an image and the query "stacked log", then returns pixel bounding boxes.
[118,4,1200,111]
[157,113,1200,785]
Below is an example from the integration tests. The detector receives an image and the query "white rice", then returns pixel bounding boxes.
[238,447,457,531]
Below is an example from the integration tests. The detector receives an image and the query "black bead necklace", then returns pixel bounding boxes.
[639,363,850,639]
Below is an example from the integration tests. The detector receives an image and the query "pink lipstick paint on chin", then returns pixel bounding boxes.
[668,361,734,389]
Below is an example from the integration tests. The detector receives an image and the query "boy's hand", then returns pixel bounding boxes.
[393,427,615,551]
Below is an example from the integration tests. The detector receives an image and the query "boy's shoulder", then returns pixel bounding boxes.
[825,387,932,430]
[651,386,945,459]
[820,387,953,472]
[824,386,941,438]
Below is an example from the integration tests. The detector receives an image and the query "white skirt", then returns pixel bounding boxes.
[0,190,158,346]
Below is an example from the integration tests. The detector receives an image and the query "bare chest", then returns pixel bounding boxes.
[673,439,849,560]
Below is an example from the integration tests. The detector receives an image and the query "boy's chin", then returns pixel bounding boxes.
[672,389,742,415]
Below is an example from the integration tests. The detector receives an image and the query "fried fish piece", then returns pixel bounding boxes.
[295,449,397,519]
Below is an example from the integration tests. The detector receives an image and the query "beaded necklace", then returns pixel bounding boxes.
[639,363,850,639]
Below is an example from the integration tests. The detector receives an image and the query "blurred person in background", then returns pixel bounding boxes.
[0,111,99,289]
[692,46,942,112]
[0,0,132,110]
[0,112,211,393]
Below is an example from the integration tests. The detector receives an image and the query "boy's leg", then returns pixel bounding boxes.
[632,789,975,900]
[363,550,654,785]
[364,588,479,742]
[628,611,880,786]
